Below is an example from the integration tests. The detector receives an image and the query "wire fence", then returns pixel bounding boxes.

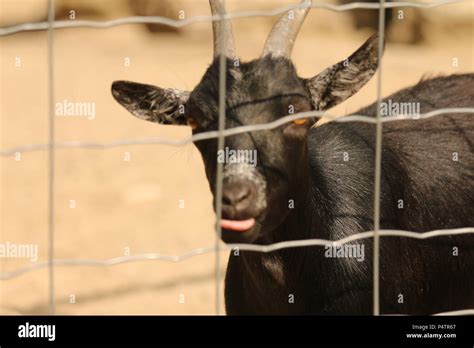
[0,0,473,316]
[2,108,474,156]
[0,0,466,36]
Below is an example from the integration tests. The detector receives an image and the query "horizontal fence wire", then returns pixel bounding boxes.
[1,227,473,280]
[1,108,474,157]
[1,0,473,316]
[0,0,466,36]
[433,309,474,316]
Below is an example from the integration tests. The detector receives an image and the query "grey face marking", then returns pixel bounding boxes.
[223,163,267,212]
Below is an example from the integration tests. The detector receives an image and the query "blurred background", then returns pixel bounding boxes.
[0,0,472,314]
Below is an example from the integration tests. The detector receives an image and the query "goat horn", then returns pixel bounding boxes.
[210,0,235,58]
[262,0,312,58]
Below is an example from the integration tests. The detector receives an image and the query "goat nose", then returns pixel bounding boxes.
[222,182,251,206]
[222,181,256,215]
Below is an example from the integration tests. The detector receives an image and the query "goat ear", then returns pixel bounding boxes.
[111,80,190,125]
[306,34,382,111]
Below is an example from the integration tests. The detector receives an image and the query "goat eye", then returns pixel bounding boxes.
[292,118,308,125]
[187,117,198,129]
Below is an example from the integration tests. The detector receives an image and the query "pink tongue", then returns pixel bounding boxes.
[220,218,255,232]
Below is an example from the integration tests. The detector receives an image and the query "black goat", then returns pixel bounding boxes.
[111,0,474,315]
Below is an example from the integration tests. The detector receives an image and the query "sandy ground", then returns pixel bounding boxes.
[0,0,472,314]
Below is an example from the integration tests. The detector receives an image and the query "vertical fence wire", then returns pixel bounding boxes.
[214,1,228,316]
[373,0,387,316]
[47,0,56,315]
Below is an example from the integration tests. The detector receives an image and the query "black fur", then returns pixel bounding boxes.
[112,52,474,315]
[223,74,474,314]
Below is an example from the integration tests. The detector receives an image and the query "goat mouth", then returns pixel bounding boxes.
[220,218,255,233]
